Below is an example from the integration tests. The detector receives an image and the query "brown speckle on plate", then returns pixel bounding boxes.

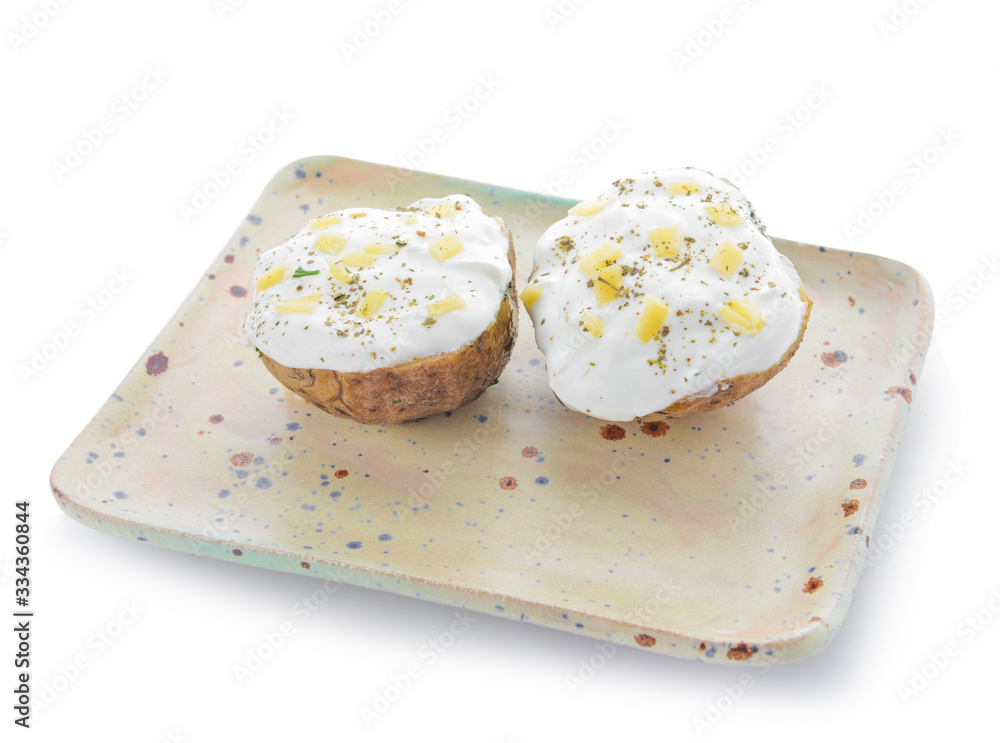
[334,469,349,479]
[842,499,860,517]
[521,446,538,458]
[726,642,755,661]
[600,424,626,441]
[499,476,518,490]
[634,633,656,647]
[640,421,670,437]
[821,350,848,367]
[887,386,912,404]
[145,352,169,376]
[232,549,243,557]
[230,452,253,466]
[850,478,867,490]
[209,414,224,424]
[803,577,824,593]
[300,561,310,569]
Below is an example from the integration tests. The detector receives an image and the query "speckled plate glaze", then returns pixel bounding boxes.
[51,156,933,665]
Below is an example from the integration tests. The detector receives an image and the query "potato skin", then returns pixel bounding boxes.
[635,289,812,422]
[260,223,517,424]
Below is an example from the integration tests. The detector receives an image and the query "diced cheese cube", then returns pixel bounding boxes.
[581,312,604,338]
[648,225,683,258]
[520,283,543,310]
[708,241,744,277]
[427,294,465,317]
[719,297,765,334]
[275,292,323,314]
[568,198,612,216]
[425,201,457,218]
[633,297,669,344]
[364,242,399,255]
[579,243,624,277]
[309,214,341,229]
[327,259,353,284]
[666,180,702,196]
[429,233,464,261]
[356,289,389,319]
[256,263,287,292]
[340,252,377,267]
[313,234,347,255]
[705,202,744,226]
[593,264,623,305]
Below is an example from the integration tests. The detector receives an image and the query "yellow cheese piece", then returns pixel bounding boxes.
[708,241,743,277]
[327,259,353,284]
[313,234,346,255]
[666,180,702,196]
[309,214,341,229]
[649,225,683,258]
[340,252,377,268]
[275,292,323,314]
[568,198,612,217]
[429,233,464,261]
[256,263,287,292]
[427,294,465,317]
[581,312,604,338]
[633,297,670,344]
[719,297,765,334]
[356,289,389,320]
[520,283,543,310]
[705,202,744,226]
[593,264,623,305]
[364,242,399,255]
[579,243,624,277]
[425,201,457,219]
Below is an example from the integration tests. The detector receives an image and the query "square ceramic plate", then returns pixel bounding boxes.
[51,156,933,665]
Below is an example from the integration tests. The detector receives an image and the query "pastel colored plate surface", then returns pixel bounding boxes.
[50,156,933,664]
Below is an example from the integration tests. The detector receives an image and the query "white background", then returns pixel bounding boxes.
[3,0,997,740]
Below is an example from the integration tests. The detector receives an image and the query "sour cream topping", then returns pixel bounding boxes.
[524,168,808,421]
[244,195,511,372]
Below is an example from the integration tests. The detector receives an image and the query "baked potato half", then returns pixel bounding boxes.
[523,168,812,422]
[245,196,517,424]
